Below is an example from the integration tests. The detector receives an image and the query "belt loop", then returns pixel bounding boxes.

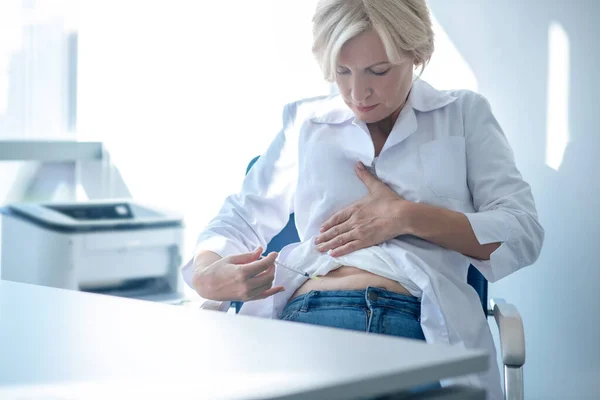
[365,287,374,332]
[300,290,318,312]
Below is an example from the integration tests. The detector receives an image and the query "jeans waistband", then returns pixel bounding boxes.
[284,286,421,314]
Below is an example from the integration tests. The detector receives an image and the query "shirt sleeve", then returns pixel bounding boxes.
[181,102,299,289]
[463,93,544,282]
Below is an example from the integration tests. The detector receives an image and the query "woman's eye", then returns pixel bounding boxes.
[336,69,350,75]
[371,69,390,76]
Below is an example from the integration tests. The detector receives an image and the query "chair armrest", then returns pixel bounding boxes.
[175,298,231,312]
[200,300,232,312]
[489,298,526,367]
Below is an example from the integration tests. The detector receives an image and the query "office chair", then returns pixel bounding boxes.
[234,156,525,400]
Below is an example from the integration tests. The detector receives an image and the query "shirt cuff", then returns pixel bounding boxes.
[194,234,249,258]
[464,210,524,282]
[464,209,513,244]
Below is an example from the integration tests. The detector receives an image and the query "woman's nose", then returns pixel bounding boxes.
[351,77,372,103]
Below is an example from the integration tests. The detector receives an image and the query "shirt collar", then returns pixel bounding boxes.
[309,78,458,124]
[409,78,458,112]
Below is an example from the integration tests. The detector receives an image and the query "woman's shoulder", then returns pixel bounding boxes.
[284,94,344,116]
[447,88,490,109]
[284,94,353,126]
[411,79,489,113]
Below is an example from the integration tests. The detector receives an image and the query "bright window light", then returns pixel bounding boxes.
[420,14,478,92]
[545,21,570,171]
[77,1,327,264]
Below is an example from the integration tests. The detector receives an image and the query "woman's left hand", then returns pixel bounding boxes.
[315,161,412,257]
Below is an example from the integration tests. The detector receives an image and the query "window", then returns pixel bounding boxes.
[77,1,329,257]
[0,0,78,203]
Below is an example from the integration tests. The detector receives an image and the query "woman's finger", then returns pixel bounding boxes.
[329,240,363,257]
[317,229,355,253]
[227,246,263,265]
[316,221,352,246]
[244,282,273,300]
[240,252,277,277]
[320,207,353,233]
[247,263,276,288]
[249,286,285,301]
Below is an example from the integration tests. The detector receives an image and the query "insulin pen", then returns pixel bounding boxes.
[274,260,320,280]
[258,255,320,279]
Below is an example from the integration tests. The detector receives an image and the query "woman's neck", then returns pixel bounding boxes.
[368,105,403,137]
[367,86,412,137]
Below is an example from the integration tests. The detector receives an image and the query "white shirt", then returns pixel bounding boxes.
[182,78,544,400]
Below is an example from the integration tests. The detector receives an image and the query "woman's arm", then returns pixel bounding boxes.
[402,201,500,260]
[314,163,499,260]
[182,102,299,300]
[193,250,223,272]
[458,93,544,280]
[316,93,544,281]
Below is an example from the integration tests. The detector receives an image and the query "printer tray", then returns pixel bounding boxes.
[82,277,171,299]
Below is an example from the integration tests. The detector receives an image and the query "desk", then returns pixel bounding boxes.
[0,281,487,399]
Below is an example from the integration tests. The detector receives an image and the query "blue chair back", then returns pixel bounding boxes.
[242,156,488,316]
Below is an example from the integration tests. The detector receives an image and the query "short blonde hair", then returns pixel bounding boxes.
[312,0,434,81]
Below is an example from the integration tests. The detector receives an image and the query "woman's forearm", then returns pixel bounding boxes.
[193,250,222,272]
[402,201,500,260]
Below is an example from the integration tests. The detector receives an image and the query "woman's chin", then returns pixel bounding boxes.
[354,110,386,123]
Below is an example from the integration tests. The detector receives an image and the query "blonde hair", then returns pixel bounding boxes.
[312,0,434,81]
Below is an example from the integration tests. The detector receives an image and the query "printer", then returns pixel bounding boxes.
[0,200,185,303]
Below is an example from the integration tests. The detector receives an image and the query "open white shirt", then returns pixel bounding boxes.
[182,79,544,399]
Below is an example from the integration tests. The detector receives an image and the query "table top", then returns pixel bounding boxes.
[0,280,488,400]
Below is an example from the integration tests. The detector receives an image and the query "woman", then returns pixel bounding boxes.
[182,1,544,398]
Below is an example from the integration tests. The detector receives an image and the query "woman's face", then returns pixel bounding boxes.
[335,30,414,123]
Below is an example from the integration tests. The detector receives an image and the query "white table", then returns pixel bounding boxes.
[0,280,487,399]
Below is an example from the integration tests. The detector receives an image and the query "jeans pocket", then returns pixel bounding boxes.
[280,309,299,321]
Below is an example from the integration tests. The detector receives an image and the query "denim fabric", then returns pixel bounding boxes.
[279,286,425,340]
[279,287,442,396]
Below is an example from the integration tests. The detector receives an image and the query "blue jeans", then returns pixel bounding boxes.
[279,286,425,340]
[279,287,441,396]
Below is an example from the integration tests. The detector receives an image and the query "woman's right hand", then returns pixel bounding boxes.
[191,247,284,302]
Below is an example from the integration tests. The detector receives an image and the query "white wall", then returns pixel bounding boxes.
[0,1,76,203]
[428,1,600,398]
